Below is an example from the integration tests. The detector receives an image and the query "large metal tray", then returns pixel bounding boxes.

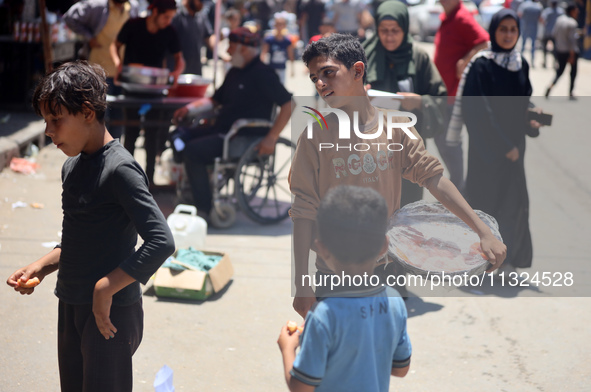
[121,82,169,96]
[387,201,502,277]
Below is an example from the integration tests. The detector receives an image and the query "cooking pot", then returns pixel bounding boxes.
[168,74,212,97]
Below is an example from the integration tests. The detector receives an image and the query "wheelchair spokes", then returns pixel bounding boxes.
[235,137,295,225]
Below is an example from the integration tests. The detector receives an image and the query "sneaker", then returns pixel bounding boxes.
[544,87,551,98]
[569,93,577,101]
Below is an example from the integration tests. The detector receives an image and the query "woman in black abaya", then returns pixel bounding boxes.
[450,9,544,270]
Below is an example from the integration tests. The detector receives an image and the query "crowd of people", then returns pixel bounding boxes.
[6,0,585,390]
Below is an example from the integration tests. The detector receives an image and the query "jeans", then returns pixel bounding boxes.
[521,33,537,65]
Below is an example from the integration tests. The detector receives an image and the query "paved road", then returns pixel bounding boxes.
[0,43,590,391]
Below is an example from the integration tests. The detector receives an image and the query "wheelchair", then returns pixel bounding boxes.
[173,113,296,229]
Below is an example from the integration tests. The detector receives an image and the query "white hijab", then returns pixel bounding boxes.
[446,10,523,145]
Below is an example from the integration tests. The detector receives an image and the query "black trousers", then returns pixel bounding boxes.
[541,37,555,66]
[105,78,124,140]
[123,107,173,184]
[552,51,579,94]
[57,299,143,392]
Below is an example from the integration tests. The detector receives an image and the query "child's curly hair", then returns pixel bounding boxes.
[302,33,367,84]
[32,60,108,123]
[317,185,387,264]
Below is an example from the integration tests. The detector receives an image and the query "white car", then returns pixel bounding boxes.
[478,0,505,30]
[408,0,482,41]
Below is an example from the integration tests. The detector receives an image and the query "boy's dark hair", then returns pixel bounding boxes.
[32,60,108,123]
[317,185,388,264]
[149,0,177,13]
[566,4,577,16]
[302,33,367,84]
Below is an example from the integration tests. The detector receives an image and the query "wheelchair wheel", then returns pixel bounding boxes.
[210,202,237,229]
[235,136,295,224]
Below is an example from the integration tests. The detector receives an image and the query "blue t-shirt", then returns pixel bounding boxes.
[264,35,291,70]
[291,286,412,391]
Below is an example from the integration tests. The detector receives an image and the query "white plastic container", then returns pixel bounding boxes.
[166,204,207,250]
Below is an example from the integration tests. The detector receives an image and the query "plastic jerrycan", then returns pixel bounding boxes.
[166,204,207,250]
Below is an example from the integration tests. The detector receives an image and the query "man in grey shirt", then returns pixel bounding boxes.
[540,0,564,68]
[545,4,580,99]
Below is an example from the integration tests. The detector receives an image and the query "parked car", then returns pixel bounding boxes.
[408,0,482,41]
[479,0,505,30]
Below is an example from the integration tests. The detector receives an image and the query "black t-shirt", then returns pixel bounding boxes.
[169,7,213,75]
[212,57,292,135]
[56,140,175,306]
[302,0,325,37]
[118,17,181,68]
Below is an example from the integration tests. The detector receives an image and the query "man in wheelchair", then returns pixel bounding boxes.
[171,27,292,220]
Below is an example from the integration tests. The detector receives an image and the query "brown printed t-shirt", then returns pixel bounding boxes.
[289,106,444,272]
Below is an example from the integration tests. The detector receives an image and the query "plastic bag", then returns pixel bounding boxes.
[387,201,502,276]
[154,364,174,392]
[9,157,40,175]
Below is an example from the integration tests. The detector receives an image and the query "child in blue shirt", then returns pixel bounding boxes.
[261,13,295,84]
[278,185,411,391]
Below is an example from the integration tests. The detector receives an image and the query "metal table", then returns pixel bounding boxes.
[106,94,197,128]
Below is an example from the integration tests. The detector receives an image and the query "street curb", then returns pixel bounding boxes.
[0,121,45,170]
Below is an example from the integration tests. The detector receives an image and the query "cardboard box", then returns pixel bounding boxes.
[154,251,233,300]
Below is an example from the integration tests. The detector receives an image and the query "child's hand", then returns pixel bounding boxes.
[277,325,300,354]
[480,233,507,273]
[92,279,118,340]
[7,267,43,295]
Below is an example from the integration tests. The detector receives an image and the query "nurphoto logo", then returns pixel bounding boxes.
[302,106,328,130]
[302,107,418,152]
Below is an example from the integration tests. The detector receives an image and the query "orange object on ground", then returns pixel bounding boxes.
[10,157,40,175]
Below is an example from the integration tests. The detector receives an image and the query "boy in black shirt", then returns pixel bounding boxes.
[6,61,175,392]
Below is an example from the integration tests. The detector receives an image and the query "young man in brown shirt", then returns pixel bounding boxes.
[289,34,507,318]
